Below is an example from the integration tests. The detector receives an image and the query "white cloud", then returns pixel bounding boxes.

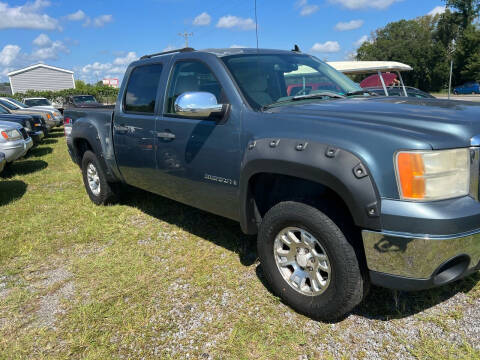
[311,41,341,53]
[295,0,319,16]
[428,6,446,16]
[67,9,86,21]
[216,15,256,30]
[230,44,246,48]
[163,45,176,52]
[329,0,401,10]
[31,40,68,60]
[354,35,369,47]
[33,33,52,47]
[0,45,21,66]
[193,12,211,26]
[335,19,364,31]
[80,52,138,82]
[0,0,59,30]
[83,14,113,27]
[113,52,138,65]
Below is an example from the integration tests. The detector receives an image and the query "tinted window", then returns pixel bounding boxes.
[124,64,163,114]
[0,105,9,114]
[165,61,224,114]
[24,99,51,107]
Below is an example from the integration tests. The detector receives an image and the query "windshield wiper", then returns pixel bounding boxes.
[262,92,345,110]
[345,90,379,97]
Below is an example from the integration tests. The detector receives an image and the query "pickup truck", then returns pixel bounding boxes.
[65,48,480,321]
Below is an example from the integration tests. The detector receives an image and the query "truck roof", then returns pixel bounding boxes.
[136,47,303,64]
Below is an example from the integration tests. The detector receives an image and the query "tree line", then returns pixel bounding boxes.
[356,0,480,92]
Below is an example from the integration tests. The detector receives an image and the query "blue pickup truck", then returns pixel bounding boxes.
[65,48,480,321]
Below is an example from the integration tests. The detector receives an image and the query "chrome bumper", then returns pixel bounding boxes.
[362,229,480,279]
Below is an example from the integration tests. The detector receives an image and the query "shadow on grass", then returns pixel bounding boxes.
[0,180,27,206]
[0,160,48,178]
[354,272,480,320]
[121,186,257,266]
[41,139,58,145]
[120,186,479,321]
[26,146,53,158]
[47,132,65,139]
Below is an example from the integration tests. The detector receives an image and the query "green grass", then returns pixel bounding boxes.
[0,128,479,359]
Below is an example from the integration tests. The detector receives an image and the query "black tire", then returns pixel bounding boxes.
[81,150,118,205]
[257,201,367,321]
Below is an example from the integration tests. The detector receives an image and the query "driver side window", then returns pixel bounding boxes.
[165,60,225,115]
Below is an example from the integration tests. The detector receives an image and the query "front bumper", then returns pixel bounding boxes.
[0,137,32,162]
[363,197,480,291]
[29,130,44,144]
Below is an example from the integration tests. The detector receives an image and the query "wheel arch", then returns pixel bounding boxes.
[239,139,382,234]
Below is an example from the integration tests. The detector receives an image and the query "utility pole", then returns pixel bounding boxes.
[179,32,193,48]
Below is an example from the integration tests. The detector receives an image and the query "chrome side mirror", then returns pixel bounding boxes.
[174,92,225,118]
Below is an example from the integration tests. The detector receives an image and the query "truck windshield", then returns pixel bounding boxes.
[0,99,18,110]
[73,95,97,104]
[222,53,363,110]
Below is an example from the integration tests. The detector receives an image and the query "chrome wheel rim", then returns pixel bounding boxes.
[86,163,101,196]
[274,227,331,296]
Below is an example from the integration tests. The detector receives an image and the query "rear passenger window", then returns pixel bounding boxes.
[124,64,163,114]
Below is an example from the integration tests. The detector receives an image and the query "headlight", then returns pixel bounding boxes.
[25,122,32,131]
[1,129,22,141]
[395,148,470,201]
[47,113,52,119]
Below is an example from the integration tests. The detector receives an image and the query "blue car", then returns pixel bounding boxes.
[454,81,480,95]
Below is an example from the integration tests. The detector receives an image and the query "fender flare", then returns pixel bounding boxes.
[71,119,121,183]
[239,138,382,234]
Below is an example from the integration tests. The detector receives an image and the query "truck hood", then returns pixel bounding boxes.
[268,97,480,149]
[0,114,32,123]
[0,120,22,130]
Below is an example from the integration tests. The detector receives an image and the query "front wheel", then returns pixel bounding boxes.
[257,201,367,321]
[81,150,118,205]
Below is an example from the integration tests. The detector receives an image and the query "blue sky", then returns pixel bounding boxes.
[0,0,447,83]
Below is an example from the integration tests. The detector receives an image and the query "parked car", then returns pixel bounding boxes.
[65,95,103,108]
[367,86,435,98]
[0,104,45,145]
[23,97,64,115]
[66,47,480,321]
[0,120,33,163]
[0,98,57,130]
[0,152,5,174]
[454,81,480,95]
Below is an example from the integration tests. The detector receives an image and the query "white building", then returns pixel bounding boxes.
[8,64,75,94]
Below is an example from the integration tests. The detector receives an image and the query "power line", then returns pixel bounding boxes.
[178,32,193,48]
[254,0,259,50]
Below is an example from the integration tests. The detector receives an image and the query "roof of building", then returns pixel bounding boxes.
[8,63,74,77]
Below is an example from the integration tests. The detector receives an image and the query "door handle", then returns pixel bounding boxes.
[115,124,129,134]
[157,131,176,140]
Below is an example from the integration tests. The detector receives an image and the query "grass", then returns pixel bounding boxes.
[0,128,479,359]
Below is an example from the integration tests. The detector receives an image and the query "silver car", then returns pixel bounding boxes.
[0,152,5,174]
[0,120,33,163]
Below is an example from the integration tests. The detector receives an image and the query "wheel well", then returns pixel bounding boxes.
[249,173,356,233]
[73,138,93,164]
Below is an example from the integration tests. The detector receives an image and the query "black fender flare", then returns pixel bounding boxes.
[71,120,120,183]
[239,138,382,234]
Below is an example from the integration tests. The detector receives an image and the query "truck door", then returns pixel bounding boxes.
[154,57,241,220]
[113,63,164,192]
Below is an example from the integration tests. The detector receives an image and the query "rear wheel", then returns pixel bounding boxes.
[257,201,367,321]
[81,150,118,205]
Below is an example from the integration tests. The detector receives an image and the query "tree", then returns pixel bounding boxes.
[444,0,480,29]
[356,16,448,91]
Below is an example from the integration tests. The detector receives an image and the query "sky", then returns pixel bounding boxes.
[0,0,448,83]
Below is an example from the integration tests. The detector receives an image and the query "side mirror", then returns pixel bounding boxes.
[174,92,226,119]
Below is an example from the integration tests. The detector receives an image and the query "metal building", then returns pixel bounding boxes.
[8,64,75,94]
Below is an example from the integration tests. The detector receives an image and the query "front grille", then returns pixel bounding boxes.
[19,127,28,140]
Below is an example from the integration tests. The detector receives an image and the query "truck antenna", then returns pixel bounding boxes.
[254,0,259,51]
